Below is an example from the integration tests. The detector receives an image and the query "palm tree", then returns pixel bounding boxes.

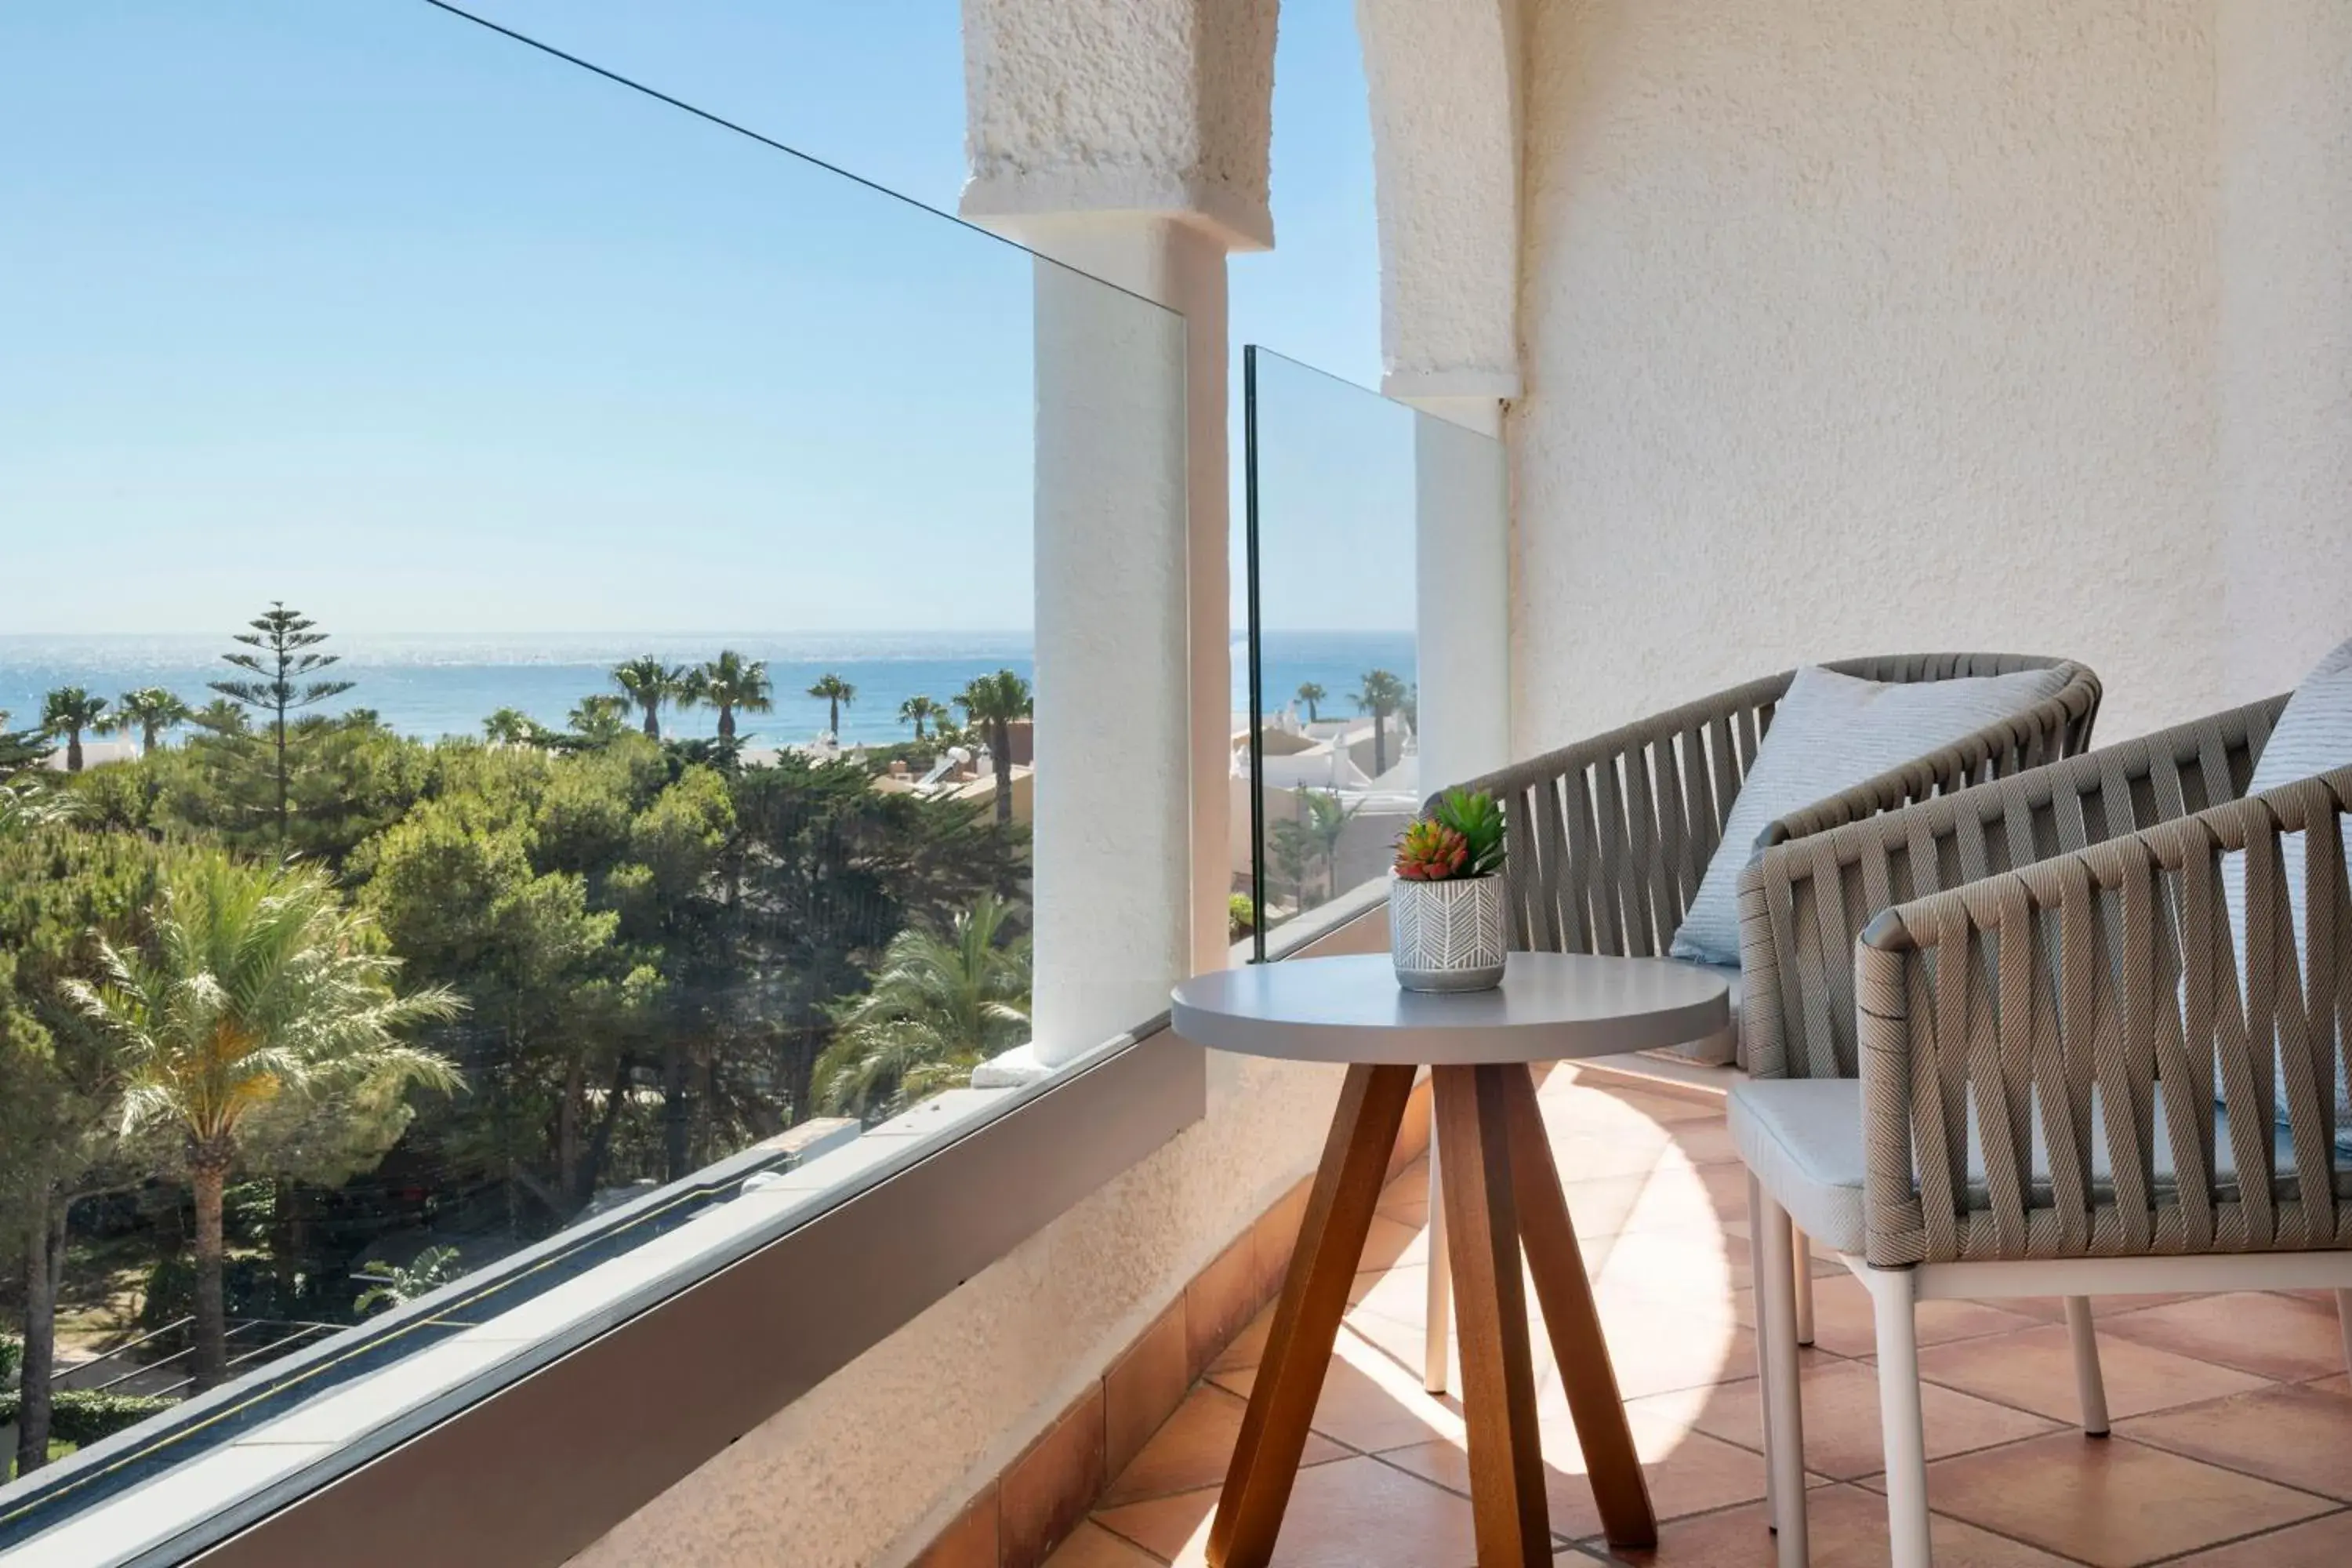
[816,895,1031,1120]
[482,707,538,746]
[682,649,773,742]
[1352,668,1409,778]
[1272,788,1359,903]
[612,655,686,740]
[955,670,1033,826]
[191,697,249,736]
[353,1244,464,1315]
[1296,681,1327,723]
[808,673,857,741]
[898,694,942,742]
[66,856,463,1389]
[568,694,634,744]
[106,688,192,755]
[41,687,108,772]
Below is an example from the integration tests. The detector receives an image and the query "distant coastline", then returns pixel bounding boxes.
[0,630,1415,748]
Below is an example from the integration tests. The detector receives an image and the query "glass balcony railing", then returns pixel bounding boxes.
[1239,348,1504,955]
[0,3,1184,1556]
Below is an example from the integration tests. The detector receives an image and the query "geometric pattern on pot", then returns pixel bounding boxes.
[1391,873,1508,992]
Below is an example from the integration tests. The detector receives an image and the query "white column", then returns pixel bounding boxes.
[961,0,1273,1073]
[1010,220,1202,1068]
[2218,0,2352,700]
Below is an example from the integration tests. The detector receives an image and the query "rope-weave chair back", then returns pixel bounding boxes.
[1452,655,2100,975]
[1742,697,2281,1081]
[1853,745,2352,1268]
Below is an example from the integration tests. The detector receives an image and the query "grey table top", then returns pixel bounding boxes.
[1170,951,1732,1066]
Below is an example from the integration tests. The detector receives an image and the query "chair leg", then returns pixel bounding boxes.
[1793,1227,1816,1347]
[1747,1178,1780,1534]
[1866,1265,1933,1568]
[1755,1187,1809,1567]
[2064,1296,2110,1437]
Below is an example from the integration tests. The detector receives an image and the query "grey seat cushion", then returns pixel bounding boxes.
[1727,1077,2350,1255]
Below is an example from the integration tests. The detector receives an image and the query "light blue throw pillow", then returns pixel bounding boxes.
[2216,637,2352,1151]
[1668,663,2071,967]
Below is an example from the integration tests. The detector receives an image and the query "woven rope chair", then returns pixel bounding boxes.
[1461,653,2101,1071]
[1729,694,2352,1567]
[1420,655,2099,1393]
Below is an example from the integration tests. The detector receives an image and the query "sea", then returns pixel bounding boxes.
[0,631,1417,750]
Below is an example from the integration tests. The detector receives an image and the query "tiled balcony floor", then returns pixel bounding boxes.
[1054,1068,2352,1567]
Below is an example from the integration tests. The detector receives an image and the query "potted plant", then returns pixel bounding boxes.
[1388,787,1508,992]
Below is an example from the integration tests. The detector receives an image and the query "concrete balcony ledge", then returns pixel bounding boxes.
[0,1116,864,1568]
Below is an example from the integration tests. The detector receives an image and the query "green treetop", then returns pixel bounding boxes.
[682,650,774,742]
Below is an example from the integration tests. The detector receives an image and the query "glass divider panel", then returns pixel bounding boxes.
[0,2,1185,1553]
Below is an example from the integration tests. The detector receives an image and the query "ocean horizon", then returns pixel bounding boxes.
[0,630,1417,750]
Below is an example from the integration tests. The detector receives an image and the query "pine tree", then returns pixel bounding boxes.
[205,604,356,848]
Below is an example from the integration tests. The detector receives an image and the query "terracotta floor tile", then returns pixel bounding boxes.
[1593,1484,2075,1566]
[2096,1292,2351,1383]
[1544,1129,1684,1184]
[1107,1304,1192,1480]
[1586,1228,1751,1304]
[2310,1373,2351,1396]
[1914,1323,2270,1422]
[1099,1384,1346,1508]
[1044,1520,1163,1568]
[1559,1173,1657,1240]
[1664,1359,2060,1479]
[2166,1508,2352,1566]
[1348,1261,1435,1323]
[1923,1431,2332,1566]
[2007,1294,2202,1322]
[1537,1301,1755,1404]
[1094,1455,1480,1568]
[2118,1382,2352,1500]
[1621,1160,1752,1236]
[1355,1213,1427,1273]
[1380,1408,1769,1537]
[1209,1336,1465,1453]
[1337,1305,1457,1379]
[1662,1119,1742,1167]
[1210,1304,1276,1374]
[1731,1274,2042,1358]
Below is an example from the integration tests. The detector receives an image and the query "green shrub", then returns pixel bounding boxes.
[0,1335,20,1387]
[0,1388,177,1446]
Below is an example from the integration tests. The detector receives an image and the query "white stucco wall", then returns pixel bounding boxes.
[1514,0,2225,748]
[564,1051,1340,1568]
[2217,0,2352,703]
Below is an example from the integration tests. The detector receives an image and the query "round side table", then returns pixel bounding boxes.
[1171,950,1730,1568]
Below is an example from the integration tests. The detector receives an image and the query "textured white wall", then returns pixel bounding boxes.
[566,1054,1341,1568]
[1515,0,2223,748]
[2218,0,2352,703]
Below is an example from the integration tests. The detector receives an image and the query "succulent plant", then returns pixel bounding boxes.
[1393,787,1506,882]
[1395,819,1470,880]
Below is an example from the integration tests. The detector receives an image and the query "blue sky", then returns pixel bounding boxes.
[0,1,1405,637]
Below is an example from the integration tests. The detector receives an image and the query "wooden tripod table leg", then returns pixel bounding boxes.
[1433,1065,1552,1568]
[1501,1063,1657,1548]
[1208,1063,1416,1568]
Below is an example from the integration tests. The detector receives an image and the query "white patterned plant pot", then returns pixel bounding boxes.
[1388,873,1508,993]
